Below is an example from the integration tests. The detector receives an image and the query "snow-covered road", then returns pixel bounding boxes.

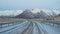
[0,21,60,34]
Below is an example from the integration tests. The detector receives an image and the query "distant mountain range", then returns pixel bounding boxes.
[0,8,60,18]
[15,9,60,18]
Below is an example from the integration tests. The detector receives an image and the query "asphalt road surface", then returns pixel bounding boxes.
[0,21,60,34]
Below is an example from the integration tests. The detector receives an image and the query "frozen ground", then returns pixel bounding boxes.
[0,21,60,34]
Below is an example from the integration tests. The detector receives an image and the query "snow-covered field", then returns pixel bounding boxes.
[0,21,60,34]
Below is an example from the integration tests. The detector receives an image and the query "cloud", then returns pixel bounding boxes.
[0,10,23,16]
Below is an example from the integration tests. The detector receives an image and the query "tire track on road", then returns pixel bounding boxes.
[36,22,48,34]
[21,22,33,34]
[35,22,42,34]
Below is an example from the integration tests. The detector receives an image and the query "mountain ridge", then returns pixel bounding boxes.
[16,9,60,18]
[0,9,60,18]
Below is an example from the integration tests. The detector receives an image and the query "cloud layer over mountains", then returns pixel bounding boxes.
[0,10,23,16]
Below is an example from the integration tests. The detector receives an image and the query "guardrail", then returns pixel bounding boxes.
[0,21,30,34]
[0,22,23,28]
[41,21,60,28]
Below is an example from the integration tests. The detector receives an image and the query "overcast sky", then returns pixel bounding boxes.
[0,0,60,11]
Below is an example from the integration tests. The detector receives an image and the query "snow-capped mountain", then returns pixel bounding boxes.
[15,9,34,18]
[31,8,58,16]
[0,8,60,18]
[0,10,23,17]
[16,8,60,18]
